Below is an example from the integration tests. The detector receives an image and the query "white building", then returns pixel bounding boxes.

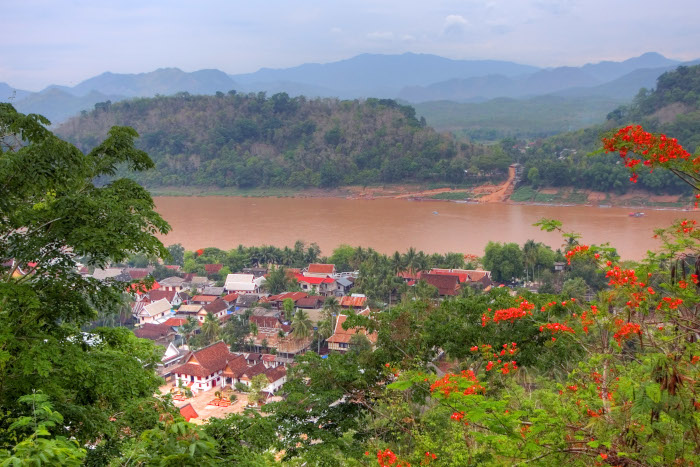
[224,273,266,293]
[137,298,172,325]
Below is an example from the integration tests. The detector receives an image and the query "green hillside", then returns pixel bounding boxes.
[517,65,700,195]
[57,92,493,188]
[415,95,626,141]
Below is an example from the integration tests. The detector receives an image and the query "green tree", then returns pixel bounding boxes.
[291,309,313,341]
[482,241,524,282]
[166,243,185,266]
[201,312,221,344]
[248,374,269,407]
[0,104,170,448]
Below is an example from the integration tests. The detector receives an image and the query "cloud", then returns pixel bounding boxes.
[443,14,469,36]
[366,31,394,40]
[330,27,342,34]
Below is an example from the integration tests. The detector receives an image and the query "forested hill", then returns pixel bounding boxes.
[517,65,700,195]
[57,93,491,188]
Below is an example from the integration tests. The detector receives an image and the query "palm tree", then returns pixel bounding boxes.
[291,309,313,341]
[282,298,295,321]
[403,247,417,275]
[181,316,199,348]
[390,251,405,275]
[201,312,221,344]
[323,296,340,331]
[523,240,538,282]
[316,318,334,354]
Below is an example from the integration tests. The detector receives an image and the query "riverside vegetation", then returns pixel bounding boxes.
[3,101,700,465]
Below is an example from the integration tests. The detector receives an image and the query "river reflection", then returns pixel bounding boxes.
[154,197,699,260]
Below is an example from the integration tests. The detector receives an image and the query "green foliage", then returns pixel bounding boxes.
[56,93,487,189]
[482,241,524,282]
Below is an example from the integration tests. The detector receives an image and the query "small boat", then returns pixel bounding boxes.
[629,212,645,217]
[432,211,439,215]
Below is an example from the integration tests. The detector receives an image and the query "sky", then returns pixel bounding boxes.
[4,0,700,91]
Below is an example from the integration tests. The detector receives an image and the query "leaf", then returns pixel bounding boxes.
[587,440,600,448]
[387,380,412,391]
[645,383,661,403]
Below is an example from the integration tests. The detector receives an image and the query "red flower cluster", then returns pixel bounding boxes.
[450,411,465,422]
[605,266,639,288]
[539,322,575,334]
[613,319,642,346]
[565,244,590,264]
[430,370,483,397]
[678,219,697,234]
[602,125,696,183]
[483,300,535,326]
[656,296,683,311]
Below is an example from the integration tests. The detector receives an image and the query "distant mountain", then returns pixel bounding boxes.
[231,52,540,98]
[581,52,679,82]
[64,68,237,97]
[13,88,124,125]
[0,83,31,101]
[398,66,600,102]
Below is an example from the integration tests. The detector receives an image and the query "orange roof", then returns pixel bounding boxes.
[267,291,308,302]
[326,309,377,345]
[308,263,335,274]
[162,318,188,327]
[294,273,334,284]
[179,403,198,422]
[191,295,218,303]
[337,295,367,308]
[429,269,491,283]
[126,281,161,295]
[223,293,239,302]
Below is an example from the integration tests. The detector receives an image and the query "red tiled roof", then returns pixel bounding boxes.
[308,263,335,274]
[179,403,198,422]
[293,273,334,285]
[262,354,276,362]
[295,297,323,308]
[127,269,151,280]
[126,281,161,294]
[223,293,239,302]
[172,341,235,378]
[134,323,175,340]
[162,318,188,327]
[148,290,176,303]
[326,309,377,345]
[264,365,286,383]
[204,298,228,314]
[205,264,223,274]
[222,355,248,377]
[420,273,460,296]
[267,291,308,302]
[164,265,181,271]
[241,362,268,379]
[191,295,218,303]
[337,295,367,308]
[429,269,491,283]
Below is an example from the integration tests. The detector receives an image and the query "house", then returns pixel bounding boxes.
[134,323,177,345]
[160,342,187,372]
[304,263,336,277]
[172,341,239,393]
[261,365,287,393]
[202,298,229,322]
[275,336,312,363]
[160,276,186,293]
[91,267,124,281]
[137,298,172,325]
[335,277,354,295]
[177,304,204,317]
[428,269,492,289]
[295,296,324,309]
[336,294,367,310]
[148,290,182,307]
[223,293,239,304]
[293,273,336,296]
[242,267,268,277]
[191,295,219,305]
[225,274,266,293]
[235,294,260,309]
[202,286,225,296]
[177,291,191,304]
[124,268,153,280]
[220,355,250,387]
[326,308,377,353]
[420,273,461,296]
[162,317,188,328]
[265,292,308,309]
[182,276,213,293]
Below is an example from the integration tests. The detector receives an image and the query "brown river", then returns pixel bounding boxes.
[154,197,700,260]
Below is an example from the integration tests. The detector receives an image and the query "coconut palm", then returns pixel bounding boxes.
[523,239,538,282]
[201,312,221,344]
[316,318,334,354]
[291,309,313,341]
[181,316,199,348]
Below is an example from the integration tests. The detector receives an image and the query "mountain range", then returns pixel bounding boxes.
[2,52,697,128]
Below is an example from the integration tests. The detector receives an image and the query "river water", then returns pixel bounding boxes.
[154,197,699,260]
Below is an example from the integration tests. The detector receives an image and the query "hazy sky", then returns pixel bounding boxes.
[4,0,700,91]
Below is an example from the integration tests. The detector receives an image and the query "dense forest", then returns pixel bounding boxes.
[57,93,500,188]
[516,65,700,195]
